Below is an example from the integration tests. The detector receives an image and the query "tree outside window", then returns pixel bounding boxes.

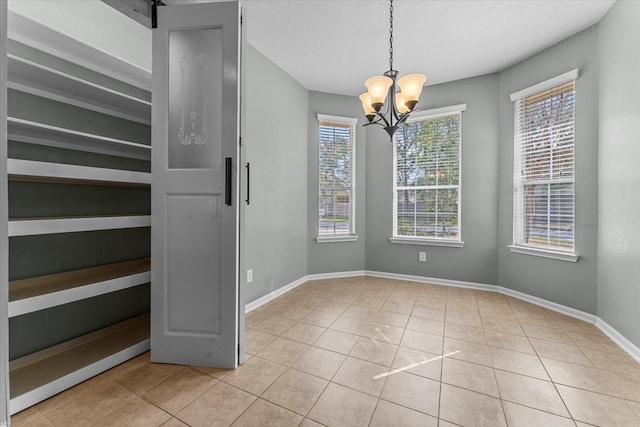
[318,116,356,237]
[394,112,462,241]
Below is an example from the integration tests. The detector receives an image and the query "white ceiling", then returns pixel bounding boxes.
[241,0,615,96]
[9,0,615,96]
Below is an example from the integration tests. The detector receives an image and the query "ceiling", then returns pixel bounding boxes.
[9,0,615,97]
[241,0,614,96]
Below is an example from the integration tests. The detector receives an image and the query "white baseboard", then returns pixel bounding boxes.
[307,270,366,280]
[497,286,597,324]
[365,270,598,324]
[595,317,640,364]
[244,269,640,363]
[364,270,497,292]
[245,276,308,313]
[245,271,366,313]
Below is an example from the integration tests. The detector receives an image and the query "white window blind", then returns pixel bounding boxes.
[394,109,462,241]
[512,75,576,253]
[318,115,356,237]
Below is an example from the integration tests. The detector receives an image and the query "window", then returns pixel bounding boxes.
[317,114,357,241]
[510,70,578,260]
[392,105,465,245]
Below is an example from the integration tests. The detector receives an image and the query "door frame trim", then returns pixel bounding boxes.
[1,0,10,424]
[237,4,246,365]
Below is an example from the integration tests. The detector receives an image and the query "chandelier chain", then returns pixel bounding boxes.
[360,0,425,139]
[389,0,394,70]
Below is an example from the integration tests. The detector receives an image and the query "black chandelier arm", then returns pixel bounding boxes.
[364,111,391,128]
[362,121,381,128]
[362,119,395,141]
[377,102,393,125]
[398,111,413,124]
[364,108,411,127]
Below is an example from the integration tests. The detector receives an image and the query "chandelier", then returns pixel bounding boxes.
[359,0,427,139]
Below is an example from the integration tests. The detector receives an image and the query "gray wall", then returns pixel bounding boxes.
[307,91,366,274]
[365,74,500,285]
[243,45,308,303]
[497,26,599,314]
[597,0,640,346]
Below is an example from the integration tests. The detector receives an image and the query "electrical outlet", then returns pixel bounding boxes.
[247,269,253,283]
[419,252,426,262]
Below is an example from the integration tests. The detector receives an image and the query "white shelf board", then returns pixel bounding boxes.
[8,159,150,186]
[10,340,149,415]
[8,54,150,125]
[9,314,150,414]
[7,9,151,91]
[7,117,151,161]
[8,215,151,237]
[9,271,150,318]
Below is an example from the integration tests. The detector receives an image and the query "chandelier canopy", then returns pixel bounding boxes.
[359,0,427,139]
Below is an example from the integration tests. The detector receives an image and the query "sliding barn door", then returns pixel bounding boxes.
[151,1,241,368]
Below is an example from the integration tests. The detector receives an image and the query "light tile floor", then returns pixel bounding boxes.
[11,276,640,426]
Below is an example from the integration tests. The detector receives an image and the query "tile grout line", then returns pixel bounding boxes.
[436,288,449,423]
[472,290,511,427]
[140,380,211,426]
[307,285,373,426]
[488,302,584,421]
[343,288,392,426]
[517,301,578,425]
[367,282,413,426]
[294,284,376,425]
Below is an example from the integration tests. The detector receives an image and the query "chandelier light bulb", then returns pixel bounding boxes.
[395,92,410,114]
[365,75,393,111]
[359,93,376,116]
[397,74,427,110]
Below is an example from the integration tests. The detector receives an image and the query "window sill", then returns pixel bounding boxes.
[316,235,359,243]
[507,245,579,262]
[390,237,464,248]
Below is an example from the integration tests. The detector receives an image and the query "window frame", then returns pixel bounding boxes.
[508,69,579,262]
[391,104,466,247]
[316,114,358,243]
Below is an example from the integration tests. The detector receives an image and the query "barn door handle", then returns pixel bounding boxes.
[245,163,250,205]
[225,157,232,206]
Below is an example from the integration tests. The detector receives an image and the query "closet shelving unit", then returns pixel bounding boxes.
[7,53,151,125]
[7,118,151,160]
[8,215,151,237]
[9,258,151,318]
[7,158,151,186]
[6,10,152,414]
